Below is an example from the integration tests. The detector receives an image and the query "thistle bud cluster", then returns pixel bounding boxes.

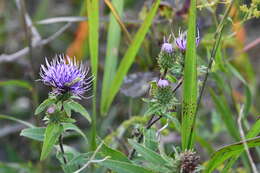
[157,29,200,72]
[180,150,200,173]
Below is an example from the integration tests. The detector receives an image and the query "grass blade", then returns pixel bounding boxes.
[204,136,260,173]
[86,0,99,150]
[102,0,161,114]
[181,0,197,150]
[101,0,124,116]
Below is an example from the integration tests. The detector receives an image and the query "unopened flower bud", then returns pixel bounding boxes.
[161,43,173,54]
[180,150,200,173]
[157,79,169,88]
[47,105,56,114]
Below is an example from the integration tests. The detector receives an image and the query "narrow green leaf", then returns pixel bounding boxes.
[0,114,34,128]
[40,123,63,161]
[222,119,260,172]
[0,80,33,91]
[66,100,91,123]
[35,98,56,115]
[63,101,71,117]
[128,139,167,166]
[181,0,197,150]
[204,136,260,173]
[103,0,161,114]
[101,0,124,116]
[20,127,45,141]
[99,159,154,173]
[209,89,240,140]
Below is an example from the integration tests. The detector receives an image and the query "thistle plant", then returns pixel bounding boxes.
[30,55,92,163]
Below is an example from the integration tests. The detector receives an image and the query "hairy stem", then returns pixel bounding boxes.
[59,135,67,164]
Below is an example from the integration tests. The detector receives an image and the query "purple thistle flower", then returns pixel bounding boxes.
[40,55,92,97]
[161,42,174,53]
[157,79,169,88]
[175,29,200,52]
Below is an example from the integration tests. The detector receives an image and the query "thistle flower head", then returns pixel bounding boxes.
[161,42,173,53]
[175,29,200,52]
[157,79,169,88]
[40,55,92,98]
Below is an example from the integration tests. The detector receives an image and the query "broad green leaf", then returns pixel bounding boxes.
[63,123,88,142]
[20,127,45,141]
[102,0,161,114]
[101,0,124,116]
[0,80,33,91]
[65,100,91,123]
[0,114,34,128]
[128,139,167,166]
[182,0,197,150]
[99,159,154,173]
[35,98,56,115]
[204,136,260,173]
[40,123,63,161]
[100,142,130,163]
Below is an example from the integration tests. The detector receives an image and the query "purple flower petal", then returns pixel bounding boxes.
[40,55,92,97]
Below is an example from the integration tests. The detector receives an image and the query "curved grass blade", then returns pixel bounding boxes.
[102,0,161,114]
[0,80,33,91]
[86,0,99,150]
[204,136,260,173]
[101,0,124,116]
[0,114,34,128]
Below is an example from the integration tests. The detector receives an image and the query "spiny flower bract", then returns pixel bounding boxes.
[40,55,92,97]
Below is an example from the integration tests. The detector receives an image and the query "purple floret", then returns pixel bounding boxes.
[40,55,92,97]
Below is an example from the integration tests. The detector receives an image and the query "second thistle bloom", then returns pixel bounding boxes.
[175,29,200,52]
[40,55,92,97]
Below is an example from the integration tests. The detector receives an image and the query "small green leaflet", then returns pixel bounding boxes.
[35,98,56,115]
[20,127,45,141]
[40,123,63,161]
[63,100,91,123]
